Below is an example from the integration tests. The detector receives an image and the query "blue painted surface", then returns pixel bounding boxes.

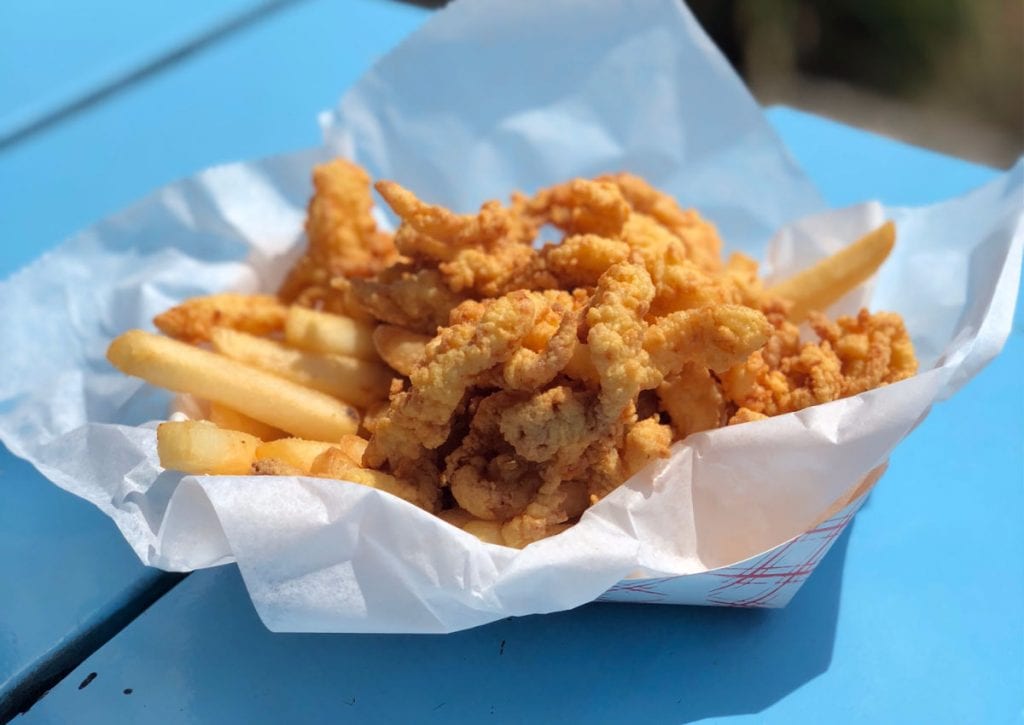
[0,445,174,714]
[0,0,273,143]
[18,107,1024,721]
[765,106,1003,207]
[0,0,430,276]
[0,0,427,715]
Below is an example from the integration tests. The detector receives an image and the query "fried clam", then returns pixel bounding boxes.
[364,290,554,471]
[599,171,723,273]
[351,264,465,335]
[522,178,631,238]
[279,159,398,307]
[136,160,919,551]
[154,294,287,344]
[657,363,729,440]
[375,180,542,298]
[445,392,543,521]
[499,263,660,546]
[720,308,917,416]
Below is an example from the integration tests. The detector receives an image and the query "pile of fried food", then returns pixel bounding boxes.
[107,159,918,547]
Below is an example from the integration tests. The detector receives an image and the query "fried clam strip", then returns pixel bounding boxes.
[720,309,917,417]
[154,294,286,343]
[522,178,631,238]
[279,159,398,307]
[372,324,430,376]
[501,290,579,390]
[446,392,544,521]
[493,263,771,547]
[620,213,737,316]
[585,262,661,421]
[541,234,630,288]
[364,290,548,480]
[374,181,540,298]
[599,172,723,273]
[498,402,673,548]
[500,263,661,546]
[351,264,465,335]
[583,415,674,504]
[644,304,772,376]
[493,387,596,546]
[657,362,729,440]
[444,289,593,522]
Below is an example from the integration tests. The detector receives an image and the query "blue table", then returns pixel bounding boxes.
[2,1,1020,722]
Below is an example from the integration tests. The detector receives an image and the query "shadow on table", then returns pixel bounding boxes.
[26,520,852,722]
[238,528,853,722]
[430,524,855,724]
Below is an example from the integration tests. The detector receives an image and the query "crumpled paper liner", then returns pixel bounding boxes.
[0,0,1020,633]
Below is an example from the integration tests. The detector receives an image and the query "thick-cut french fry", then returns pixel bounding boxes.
[251,458,305,476]
[337,434,369,465]
[310,447,428,509]
[107,330,360,440]
[285,306,377,361]
[209,328,390,408]
[768,221,896,322]
[255,438,338,474]
[372,325,429,375]
[157,420,259,475]
[153,293,287,343]
[209,402,286,441]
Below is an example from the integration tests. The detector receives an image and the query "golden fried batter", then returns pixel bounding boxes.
[365,290,548,470]
[261,162,919,547]
[524,178,631,238]
[154,294,286,343]
[658,363,729,439]
[644,304,772,375]
[721,309,917,416]
[279,159,398,306]
[601,172,723,272]
[351,264,465,335]
[446,392,542,520]
[542,234,631,288]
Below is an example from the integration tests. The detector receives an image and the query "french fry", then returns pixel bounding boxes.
[767,221,896,322]
[107,330,360,440]
[154,293,287,343]
[209,402,286,441]
[255,438,339,474]
[309,447,429,509]
[251,458,306,476]
[337,434,369,465]
[209,327,390,408]
[285,306,378,361]
[157,420,259,475]
[372,325,429,375]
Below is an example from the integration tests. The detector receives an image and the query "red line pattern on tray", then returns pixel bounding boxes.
[595,503,860,607]
[595,577,675,602]
[705,511,855,607]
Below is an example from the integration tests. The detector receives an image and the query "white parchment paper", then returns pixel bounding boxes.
[0,0,1020,633]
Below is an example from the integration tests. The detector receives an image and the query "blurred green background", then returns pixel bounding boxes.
[687,0,1023,168]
